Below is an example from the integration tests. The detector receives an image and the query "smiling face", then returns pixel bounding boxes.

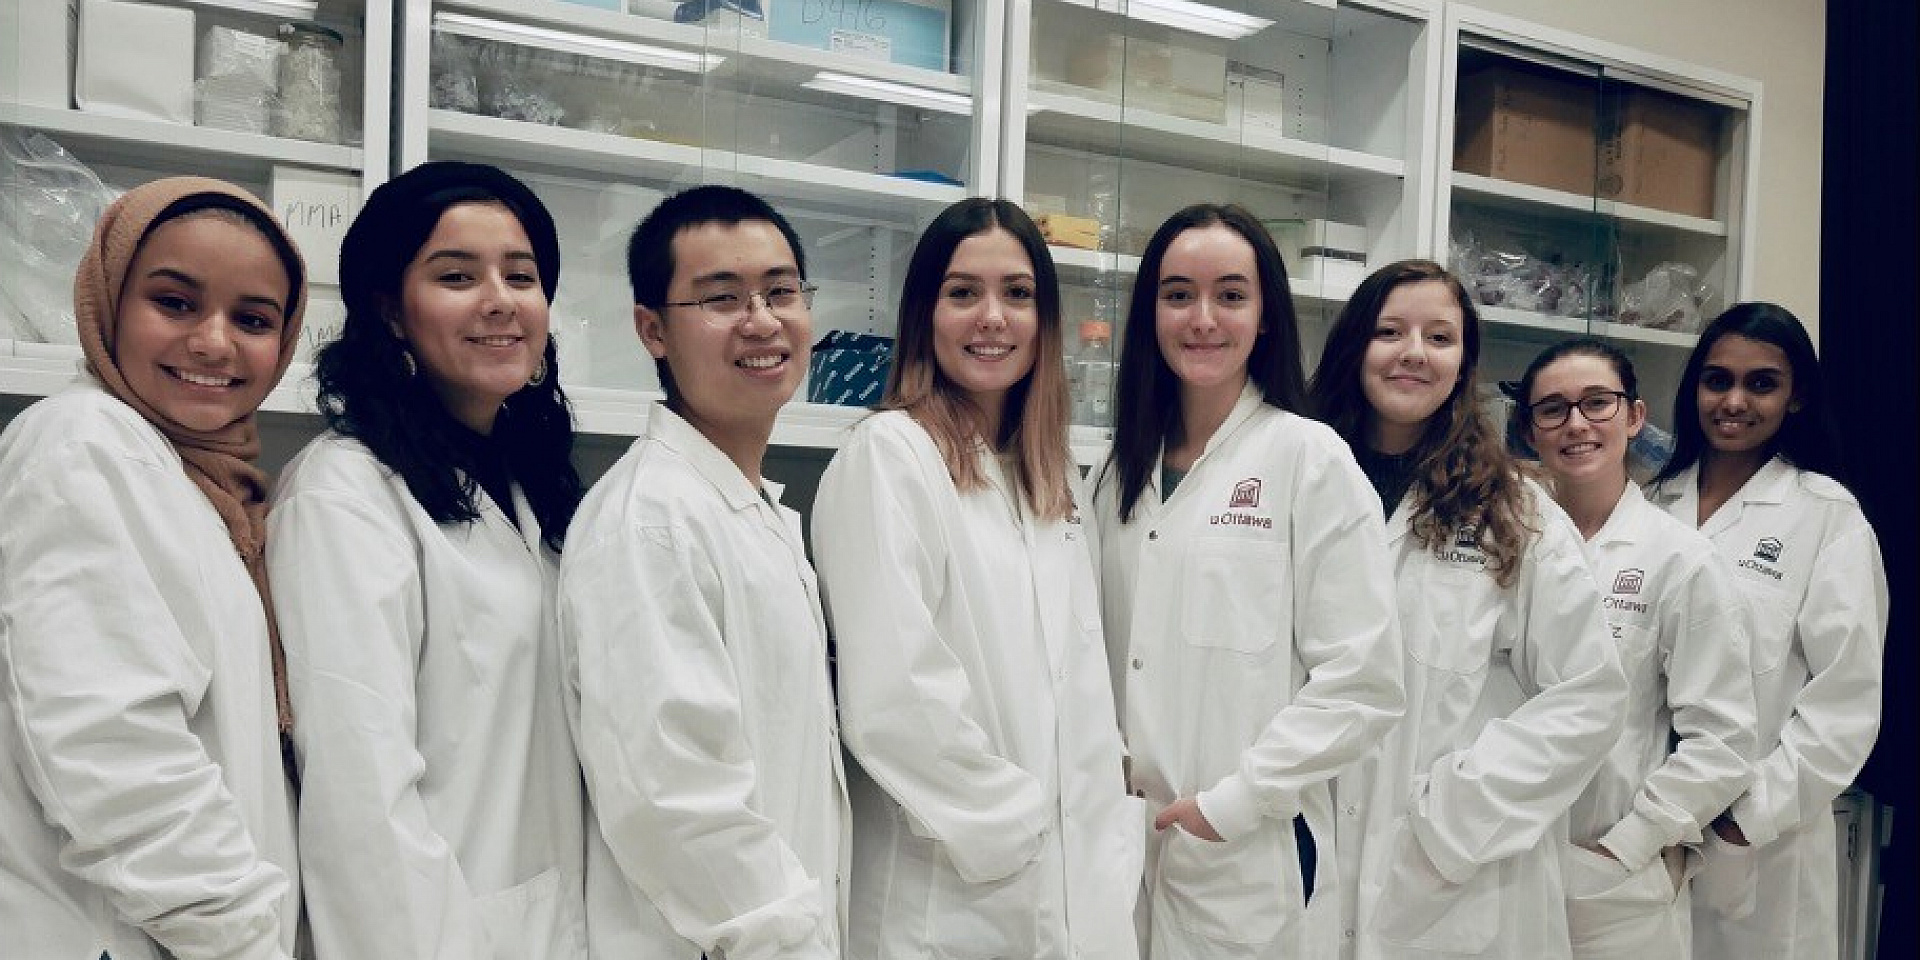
[396,202,550,433]
[638,219,812,437]
[1697,333,1797,460]
[114,212,292,432]
[1361,279,1465,454]
[930,227,1039,432]
[1154,224,1261,408]
[1526,351,1644,493]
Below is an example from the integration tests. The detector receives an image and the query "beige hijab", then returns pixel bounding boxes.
[73,177,307,734]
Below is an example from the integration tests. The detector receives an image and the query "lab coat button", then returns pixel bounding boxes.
[1344,805,1358,816]
[1148,530,1159,541]
[1344,929,1356,939]
[1132,658,1144,670]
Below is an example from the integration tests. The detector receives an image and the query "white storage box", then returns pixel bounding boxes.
[76,0,196,124]
[1,0,78,108]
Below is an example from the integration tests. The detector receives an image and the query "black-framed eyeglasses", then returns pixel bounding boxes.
[1527,390,1633,430]
[661,283,818,327]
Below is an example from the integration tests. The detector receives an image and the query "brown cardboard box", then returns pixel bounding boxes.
[1455,62,1599,196]
[1037,213,1102,250]
[1600,87,1721,219]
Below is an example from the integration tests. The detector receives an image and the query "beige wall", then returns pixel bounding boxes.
[1465,0,1827,337]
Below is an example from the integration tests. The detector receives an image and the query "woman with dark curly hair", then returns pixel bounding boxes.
[1310,260,1625,960]
[266,161,588,959]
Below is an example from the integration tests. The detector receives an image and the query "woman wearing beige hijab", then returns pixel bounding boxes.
[0,177,306,960]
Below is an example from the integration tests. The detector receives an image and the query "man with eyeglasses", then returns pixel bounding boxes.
[559,185,848,960]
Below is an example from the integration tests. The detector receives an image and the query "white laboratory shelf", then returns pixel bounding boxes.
[1048,245,1361,305]
[0,101,365,176]
[1480,305,1699,348]
[428,109,964,224]
[1027,88,1404,193]
[1453,171,1727,237]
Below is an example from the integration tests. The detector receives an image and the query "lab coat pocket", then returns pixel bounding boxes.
[1181,539,1289,654]
[1692,829,1759,919]
[1732,580,1797,676]
[1375,817,1499,954]
[1563,844,1677,956]
[1157,819,1296,953]
[926,848,1046,960]
[1410,567,1497,674]
[477,866,588,960]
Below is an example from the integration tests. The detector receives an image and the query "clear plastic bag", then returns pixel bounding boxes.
[1617,262,1711,332]
[0,129,119,344]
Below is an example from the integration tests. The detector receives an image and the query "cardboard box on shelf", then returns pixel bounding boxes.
[1600,86,1720,219]
[1455,61,1599,196]
[768,0,950,73]
[1123,37,1227,124]
[1037,213,1101,251]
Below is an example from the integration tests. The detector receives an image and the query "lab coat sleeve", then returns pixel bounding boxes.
[813,422,1050,884]
[1730,515,1886,846]
[562,522,835,960]
[1197,444,1405,840]
[1599,558,1756,869]
[266,485,493,960]
[0,445,291,960]
[1409,511,1628,884]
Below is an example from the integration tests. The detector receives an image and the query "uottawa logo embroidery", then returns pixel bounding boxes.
[1754,537,1784,563]
[1613,568,1645,595]
[1229,478,1262,509]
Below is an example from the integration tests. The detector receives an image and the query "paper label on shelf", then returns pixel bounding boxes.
[830,30,892,62]
[271,166,361,288]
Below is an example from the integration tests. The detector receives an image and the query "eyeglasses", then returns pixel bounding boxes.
[661,282,818,326]
[1526,390,1633,430]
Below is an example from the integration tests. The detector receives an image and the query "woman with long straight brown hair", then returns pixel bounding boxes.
[813,197,1141,960]
[1091,203,1404,960]
[1309,259,1626,960]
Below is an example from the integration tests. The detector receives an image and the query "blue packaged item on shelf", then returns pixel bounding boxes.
[769,0,950,73]
[808,330,894,406]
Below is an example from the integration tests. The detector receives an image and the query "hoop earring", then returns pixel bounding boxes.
[527,354,548,387]
[399,346,418,378]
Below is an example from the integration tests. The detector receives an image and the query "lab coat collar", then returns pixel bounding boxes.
[1650,455,1790,536]
[646,403,783,512]
[1144,381,1268,507]
[1590,481,1651,548]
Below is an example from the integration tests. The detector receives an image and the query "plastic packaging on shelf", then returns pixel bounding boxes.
[275,21,345,143]
[1616,262,1711,333]
[430,31,481,112]
[196,24,280,135]
[808,330,894,406]
[1451,232,1594,318]
[0,129,119,345]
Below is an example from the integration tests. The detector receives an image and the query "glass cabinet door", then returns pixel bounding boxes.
[2,0,392,379]
[1003,0,1428,427]
[397,0,998,406]
[1440,15,1754,446]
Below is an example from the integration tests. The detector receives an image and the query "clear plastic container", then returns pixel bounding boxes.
[1074,319,1115,428]
[276,21,344,143]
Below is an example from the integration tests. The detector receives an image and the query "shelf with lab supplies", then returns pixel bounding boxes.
[1026,89,1404,194]
[0,102,365,181]
[1453,171,1727,237]
[1042,0,1341,44]
[437,0,974,99]
[1478,305,1700,349]
[427,109,965,225]
[1048,244,1362,304]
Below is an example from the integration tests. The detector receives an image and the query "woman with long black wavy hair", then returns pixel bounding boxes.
[265,161,589,959]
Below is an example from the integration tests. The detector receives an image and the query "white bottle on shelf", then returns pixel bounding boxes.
[1074,320,1115,428]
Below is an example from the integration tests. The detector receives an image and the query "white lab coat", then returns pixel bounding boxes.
[0,383,300,960]
[814,410,1142,960]
[558,404,848,960]
[267,431,588,959]
[1336,477,1628,960]
[1649,458,1886,960]
[1090,386,1405,960]
[1561,481,1757,960]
